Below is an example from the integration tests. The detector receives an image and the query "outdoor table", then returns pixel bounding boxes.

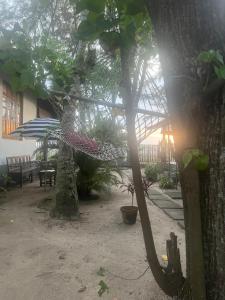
[39,169,56,187]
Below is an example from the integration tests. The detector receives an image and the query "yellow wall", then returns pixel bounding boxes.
[0,79,38,165]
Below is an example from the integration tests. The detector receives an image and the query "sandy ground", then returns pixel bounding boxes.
[0,180,185,300]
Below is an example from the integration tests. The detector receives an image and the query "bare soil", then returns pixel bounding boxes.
[0,180,185,300]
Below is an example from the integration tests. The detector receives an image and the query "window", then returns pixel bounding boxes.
[2,82,22,138]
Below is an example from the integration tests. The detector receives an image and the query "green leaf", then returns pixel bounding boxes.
[198,51,213,63]
[214,65,225,79]
[77,0,106,13]
[77,13,116,41]
[97,267,105,276]
[77,19,99,40]
[126,0,146,15]
[198,49,224,65]
[20,70,33,88]
[98,280,109,297]
[182,151,193,169]
[100,31,121,51]
[10,76,21,92]
[195,155,209,171]
[191,149,201,157]
[214,50,224,64]
[182,149,209,171]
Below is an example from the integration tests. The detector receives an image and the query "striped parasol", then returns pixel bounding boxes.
[10,118,60,139]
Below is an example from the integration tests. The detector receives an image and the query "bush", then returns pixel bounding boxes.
[144,164,161,182]
[0,174,15,188]
[75,117,124,199]
[75,152,121,198]
[159,175,175,189]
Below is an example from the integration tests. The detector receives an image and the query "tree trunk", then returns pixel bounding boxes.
[146,1,225,298]
[52,42,86,219]
[121,47,184,297]
[52,102,79,219]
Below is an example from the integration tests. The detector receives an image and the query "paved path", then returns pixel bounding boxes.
[148,188,184,229]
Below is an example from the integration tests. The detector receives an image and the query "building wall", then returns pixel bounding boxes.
[38,106,52,118]
[23,91,37,122]
[0,78,37,166]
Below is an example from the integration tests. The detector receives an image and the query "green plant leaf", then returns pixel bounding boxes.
[77,0,106,13]
[191,149,202,158]
[97,267,105,276]
[195,154,209,171]
[182,151,193,168]
[182,149,209,171]
[198,49,224,65]
[126,0,146,15]
[98,280,109,297]
[214,50,224,64]
[214,65,225,79]
[77,19,99,40]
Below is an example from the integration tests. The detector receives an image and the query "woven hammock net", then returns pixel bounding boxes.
[51,128,124,161]
[49,112,125,161]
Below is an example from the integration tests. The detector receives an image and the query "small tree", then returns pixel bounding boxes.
[76,0,184,297]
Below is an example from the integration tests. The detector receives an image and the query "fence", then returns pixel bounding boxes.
[139,144,161,163]
[139,144,175,164]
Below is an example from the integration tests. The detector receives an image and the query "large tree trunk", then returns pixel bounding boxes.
[52,102,79,219]
[146,1,225,299]
[52,43,86,219]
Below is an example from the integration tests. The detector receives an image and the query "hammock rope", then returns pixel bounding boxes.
[50,128,125,161]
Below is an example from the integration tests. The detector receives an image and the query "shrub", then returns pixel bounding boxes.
[159,175,175,189]
[0,174,14,188]
[144,164,161,182]
[75,117,124,199]
[75,152,121,198]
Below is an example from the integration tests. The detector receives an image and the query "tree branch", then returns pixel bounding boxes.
[50,90,167,118]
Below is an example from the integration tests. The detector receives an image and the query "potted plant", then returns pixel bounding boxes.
[120,181,138,224]
[119,176,155,224]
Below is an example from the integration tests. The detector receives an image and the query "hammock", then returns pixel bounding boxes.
[11,118,124,161]
[51,128,125,161]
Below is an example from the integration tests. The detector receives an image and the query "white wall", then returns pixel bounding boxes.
[0,138,36,165]
[0,79,37,165]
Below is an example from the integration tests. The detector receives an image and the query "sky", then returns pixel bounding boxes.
[141,129,162,145]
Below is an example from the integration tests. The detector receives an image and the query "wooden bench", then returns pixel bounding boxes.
[6,155,37,187]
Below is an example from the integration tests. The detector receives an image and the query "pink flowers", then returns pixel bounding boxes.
[64,131,99,153]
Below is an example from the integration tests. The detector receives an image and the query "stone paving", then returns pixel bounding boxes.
[148,187,184,229]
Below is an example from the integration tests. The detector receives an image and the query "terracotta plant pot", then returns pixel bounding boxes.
[120,205,138,225]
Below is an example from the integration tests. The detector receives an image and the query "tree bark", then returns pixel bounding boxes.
[146,1,225,299]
